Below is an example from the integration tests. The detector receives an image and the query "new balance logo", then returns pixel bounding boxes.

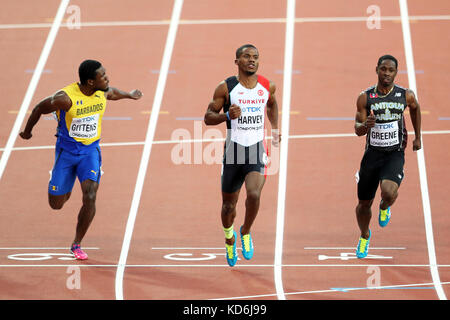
[395,92,401,97]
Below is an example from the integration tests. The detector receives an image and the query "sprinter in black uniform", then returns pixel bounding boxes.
[204,44,280,267]
[354,55,422,258]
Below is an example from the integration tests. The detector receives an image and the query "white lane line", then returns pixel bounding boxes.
[399,0,446,301]
[0,247,99,250]
[0,0,69,181]
[304,247,406,250]
[114,0,184,301]
[273,0,296,301]
[2,130,449,153]
[2,15,450,29]
[212,281,450,300]
[2,264,449,268]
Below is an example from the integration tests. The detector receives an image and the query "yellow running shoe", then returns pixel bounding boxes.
[379,205,391,227]
[225,231,238,267]
[356,230,371,259]
[240,226,254,260]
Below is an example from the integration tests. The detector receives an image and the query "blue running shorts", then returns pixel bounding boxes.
[48,146,102,195]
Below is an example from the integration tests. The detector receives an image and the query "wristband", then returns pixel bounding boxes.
[226,111,230,120]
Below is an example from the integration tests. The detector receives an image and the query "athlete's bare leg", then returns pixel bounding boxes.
[48,192,72,210]
[73,179,99,244]
[356,199,373,239]
[241,171,265,236]
[380,179,399,209]
[221,190,240,245]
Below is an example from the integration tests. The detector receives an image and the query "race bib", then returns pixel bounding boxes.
[69,114,99,139]
[370,121,399,147]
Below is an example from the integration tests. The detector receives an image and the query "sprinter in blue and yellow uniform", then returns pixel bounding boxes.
[20,60,143,260]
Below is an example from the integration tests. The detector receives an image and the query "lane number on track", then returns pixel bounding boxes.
[7,253,76,261]
[164,253,225,261]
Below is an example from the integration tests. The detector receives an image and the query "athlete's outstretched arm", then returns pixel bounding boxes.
[406,89,422,151]
[19,91,72,140]
[106,87,143,100]
[204,81,240,125]
[266,81,280,146]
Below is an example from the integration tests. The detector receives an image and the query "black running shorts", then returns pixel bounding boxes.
[356,148,405,200]
[221,140,267,193]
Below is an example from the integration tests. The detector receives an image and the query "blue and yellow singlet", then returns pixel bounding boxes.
[55,82,106,154]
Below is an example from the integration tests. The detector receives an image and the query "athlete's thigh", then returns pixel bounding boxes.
[380,150,405,187]
[48,148,77,196]
[76,147,102,184]
[221,163,245,194]
[357,149,382,201]
[380,179,399,197]
[244,170,265,195]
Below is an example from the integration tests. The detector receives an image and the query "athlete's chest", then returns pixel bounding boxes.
[67,94,106,118]
[367,88,406,122]
[230,83,268,114]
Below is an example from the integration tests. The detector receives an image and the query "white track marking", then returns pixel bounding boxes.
[114,0,183,301]
[0,247,99,250]
[2,130,449,152]
[2,15,450,30]
[304,247,406,250]
[399,0,446,300]
[212,281,450,300]
[0,0,69,181]
[1,264,449,268]
[273,0,296,301]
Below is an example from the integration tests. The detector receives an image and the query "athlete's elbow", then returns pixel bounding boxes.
[204,114,214,126]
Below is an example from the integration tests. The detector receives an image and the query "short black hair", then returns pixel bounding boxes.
[377,54,398,69]
[236,44,257,58]
[78,59,102,84]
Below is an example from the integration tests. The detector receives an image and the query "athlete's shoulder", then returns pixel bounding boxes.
[394,84,408,91]
[50,89,72,111]
[60,82,79,94]
[362,85,375,94]
[257,74,271,92]
[224,75,239,93]
[394,84,415,98]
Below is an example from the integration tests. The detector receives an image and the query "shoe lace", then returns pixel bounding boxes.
[380,208,390,221]
[226,244,235,258]
[358,238,368,253]
[242,234,251,252]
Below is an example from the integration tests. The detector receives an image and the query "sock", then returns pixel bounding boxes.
[223,225,234,240]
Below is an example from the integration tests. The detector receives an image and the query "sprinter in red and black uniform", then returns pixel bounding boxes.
[353,54,422,258]
[204,44,280,267]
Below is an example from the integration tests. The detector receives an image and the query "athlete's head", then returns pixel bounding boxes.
[235,44,259,75]
[78,59,109,92]
[376,55,398,87]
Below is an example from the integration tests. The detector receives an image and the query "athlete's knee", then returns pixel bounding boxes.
[356,199,373,211]
[81,181,98,205]
[381,189,398,204]
[221,201,236,216]
[246,189,261,204]
[49,200,64,210]
[48,194,69,210]
[82,189,97,205]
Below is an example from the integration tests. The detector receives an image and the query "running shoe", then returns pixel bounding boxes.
[240,226,254,260]
[225,231,238,267]
[356,229,371,259]
[378,204,391,227]
[70,244,88,260]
